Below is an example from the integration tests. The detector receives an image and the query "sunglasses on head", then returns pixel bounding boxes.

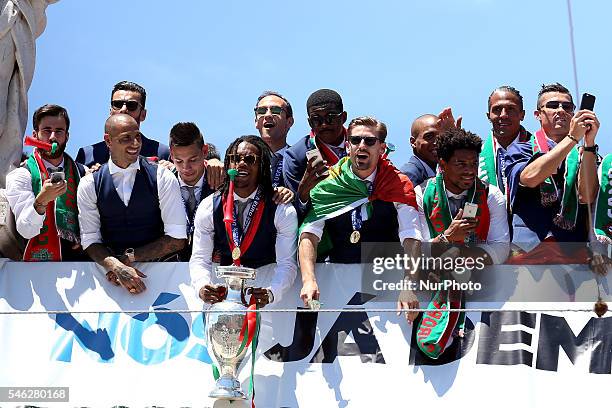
[542,101,574,112]
[308,112,343,128]
[348,135,380,146]
[111,99,142,112]
[227,153,259,165]
[254,105,285,116]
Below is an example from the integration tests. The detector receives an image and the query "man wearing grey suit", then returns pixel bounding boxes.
[400,109,461,186]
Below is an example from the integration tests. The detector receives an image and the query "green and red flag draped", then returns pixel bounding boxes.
[594,154,612,243]
[300,156,417,253]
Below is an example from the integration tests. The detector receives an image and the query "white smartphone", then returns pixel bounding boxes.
[462,202,478,218]
[305,148,329,177]
[50,171,65,183]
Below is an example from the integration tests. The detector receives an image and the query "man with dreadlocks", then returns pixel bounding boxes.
[412,127,509,359]
[190,135,298,306]
[505,83,600,262]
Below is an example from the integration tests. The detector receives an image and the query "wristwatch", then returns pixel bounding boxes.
[124,248,135,263]
[583,144,599,154]
[438,233,449,243]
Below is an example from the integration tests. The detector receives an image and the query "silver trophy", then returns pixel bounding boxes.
[206,265,257,400]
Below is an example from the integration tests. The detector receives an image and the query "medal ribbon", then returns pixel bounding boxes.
[222,188,266,266]
[350,181,374,235]
[271,154,283,188]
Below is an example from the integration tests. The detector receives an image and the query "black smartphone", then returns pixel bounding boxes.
[579,93,596,111]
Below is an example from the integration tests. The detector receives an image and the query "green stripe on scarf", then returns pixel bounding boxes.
[531,131,579,230]
[594,154,612,243]
[478,133,498,187]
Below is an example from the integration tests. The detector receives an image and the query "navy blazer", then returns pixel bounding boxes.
[76,134,170,167]
[282,134,313,220]
[399,155,435,186]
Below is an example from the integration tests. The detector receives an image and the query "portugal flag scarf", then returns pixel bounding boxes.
[479,126,531,189]
[300,156,417,253]
[23,149,81,261]
[594,154,612,243]
[532,129,579,230]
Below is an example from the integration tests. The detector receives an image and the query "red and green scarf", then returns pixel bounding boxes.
[308,128,347,166]
[479,127,531,190]
[23,149,81,261]
[532,129,579,230]
[422,172,490,243]
[594,154,612,243]
[416,289,463,359]
[300,156,417,253]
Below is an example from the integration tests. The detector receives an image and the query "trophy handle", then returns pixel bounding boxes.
[241,286,251,306]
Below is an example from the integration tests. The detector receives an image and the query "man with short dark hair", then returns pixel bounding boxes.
[480,85,530,194]
[254,90,294,188]
[168,122,215,260]
[77,114,187,294]
[400,108,461,186]
[505,83,599,258]
[5,104,87,261]
[299,116,422,306]
[283,88,348,219]
[190,135,297,306]
[76,81,170,167]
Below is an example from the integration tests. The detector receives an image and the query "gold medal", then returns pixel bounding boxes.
[350,230,361,244]
[231,247,241,260]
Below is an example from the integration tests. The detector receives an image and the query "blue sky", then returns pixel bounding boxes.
[28,0,611,166]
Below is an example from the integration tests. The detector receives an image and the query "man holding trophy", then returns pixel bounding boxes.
[189,135,298,400]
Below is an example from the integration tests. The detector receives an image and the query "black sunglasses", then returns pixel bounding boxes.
[227,153,259,165]
[542,101,574,112]
[348,136,380,146]
[111,99,142,112]
[254,106,285,116]
[308,112,343,128]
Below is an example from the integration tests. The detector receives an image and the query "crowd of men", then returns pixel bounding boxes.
[2,80,609,321]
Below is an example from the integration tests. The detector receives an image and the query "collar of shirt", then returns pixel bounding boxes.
[273,145,289,156]
[108,158,140,175]
[414,155,436,177]
[179,173,205,189]
[234,188,258,203]
[42,157,65,171]
[445,189,468,199]
[349,167,377,183]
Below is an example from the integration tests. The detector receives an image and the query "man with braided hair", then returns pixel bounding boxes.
[190,135,297,307]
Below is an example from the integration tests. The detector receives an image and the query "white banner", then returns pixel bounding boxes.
[0,259,610,408]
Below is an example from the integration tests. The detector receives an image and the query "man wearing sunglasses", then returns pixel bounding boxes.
[77,114,187,295]
[190,135,297,307]
[283,89,348,219]
[76,81,170,168]
[299,116,422,309]
[254,91,294,189]
[504,83,600,261]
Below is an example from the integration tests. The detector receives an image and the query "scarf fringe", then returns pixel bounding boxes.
[57,229,80,244]
[553,213,576,231]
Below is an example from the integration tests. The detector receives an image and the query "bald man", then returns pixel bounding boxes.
[77,114,186,294]
[400,109,461,186]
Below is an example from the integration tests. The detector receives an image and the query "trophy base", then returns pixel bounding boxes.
[209,375,247,400]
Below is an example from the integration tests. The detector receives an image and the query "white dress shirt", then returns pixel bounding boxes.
[5,157,69,239]
[77,158,187,250]
[300,169,423,244]
[189,190,298,304]
[414,155,436,179]
[414,182,510,264]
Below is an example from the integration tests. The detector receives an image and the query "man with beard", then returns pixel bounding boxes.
[400,108,462,186]
[283,89,347,219]
[77,114,186,294]
[505,83,600,260]
[190,135,297,306]
[480,86,530,195]
[5,104,87,261]
[299,116,422,306]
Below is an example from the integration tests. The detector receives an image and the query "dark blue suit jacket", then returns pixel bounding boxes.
[76,135,170,167]
[399,155,435,187]
[282,134,313,220]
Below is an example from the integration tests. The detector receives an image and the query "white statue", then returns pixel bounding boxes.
[0,0,58,187]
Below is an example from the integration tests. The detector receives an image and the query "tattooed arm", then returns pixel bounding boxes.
[131,235,186,261]
[86,243,147,294]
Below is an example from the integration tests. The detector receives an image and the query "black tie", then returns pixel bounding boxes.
[236,199,251,230]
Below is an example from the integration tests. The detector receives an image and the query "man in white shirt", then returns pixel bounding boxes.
[5,104,87,261]
[77,114,186,294]
[167,122,215,261]
[190,135,297,307]
[299,116,422,307]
